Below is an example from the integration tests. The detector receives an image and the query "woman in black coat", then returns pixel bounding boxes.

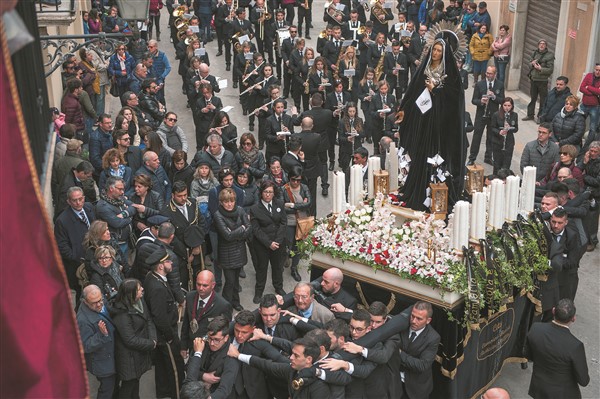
[235,132,266,181]
[282,166,311,282]
[89,245,125,302]
[490,96,519,174]
[168,150,195,192]
[235,168,260,279]
[249,180,287,304]
[110,278,157,399]
[130,174,165,235]
[213,188,252,311]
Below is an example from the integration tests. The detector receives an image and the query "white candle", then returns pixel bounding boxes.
[505,175,520,221]
[489,179,505,230]
[388,143,399,192]
[471,192,486,239]
[519,166,537,212]
[367,156,380,198]
[453,201,470,250]
[332,172,340,214]
[337,171,346,212]
[349,164,362,206]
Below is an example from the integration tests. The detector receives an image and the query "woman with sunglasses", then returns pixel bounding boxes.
[108,45,135,98]
[157,112,189,155]
[117,106,140,146]
[537,144,584,188]
[282,166,311,282]
[262,156,288,201]
[83,220,129,278]
[234,133,266,182]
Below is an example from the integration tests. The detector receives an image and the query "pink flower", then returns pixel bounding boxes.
[410,268,417,275]
[359,247,365,253]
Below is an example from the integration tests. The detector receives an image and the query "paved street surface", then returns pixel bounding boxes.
[92,3,599,397]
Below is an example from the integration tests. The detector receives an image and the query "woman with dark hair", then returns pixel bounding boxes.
[88,9,102,34]
[99,148,133,195]
[130,174,165,234]
[213,188,252,311]
[110,278,157,399]
[83,220,129,276]
[209,110,238,155]
[262,156,288,200]
[248,63,280,132]
[469,24,493,84]
[399,35,466,211]
[282,165,311,282]
[294,47,314,112]
[235,132,266,181]
[108,44,136,98]
[118,106,140,146]
[337,102,365,171]
[308,56,334,97]
[78,47,99,111]
[168,150,194,191]
[358,67,378,144]
[249,180,287,303]
[256,85,287,150]
[490,97,519,174]
[235,168,260,277]
[88,245,125,302]
[144,131,171,171]
[426,0,445,27]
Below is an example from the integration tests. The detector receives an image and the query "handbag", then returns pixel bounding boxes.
[109,76,120,97]
[284,184,315,240]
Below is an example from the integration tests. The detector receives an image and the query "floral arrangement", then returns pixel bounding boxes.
[298,193,463,291]
[298,193,550,319]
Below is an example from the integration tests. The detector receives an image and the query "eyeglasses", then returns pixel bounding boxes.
[120,137,131,141]
[349,325,366,332]
[98,256,112,261]
[206,335,227,344]
[291,177,302,181]
[167,118,178,122]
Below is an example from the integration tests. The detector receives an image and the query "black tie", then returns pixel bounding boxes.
[197,299,205,312]
[382,95,386,104]
[553,233,561,243]
[379,46,383,53]
[350,119,354,126]
[488,81,493,91]
[410,331,417,342]
[337,94,342,103]
[79,211,90,228]
[240,19,243,26]
[279,22,283,28]
[267,327,273,336]
[299,50,303,57]
[421,37,425,45]
[268,203,273,213]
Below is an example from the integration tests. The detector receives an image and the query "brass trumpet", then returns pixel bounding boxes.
[370,0,389,24]
[318,29,328,39]
[172,5,187,18]
[357,26,366,35]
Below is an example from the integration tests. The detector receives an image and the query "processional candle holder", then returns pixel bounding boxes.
[373,170,390,196]
[466,164,485,195]
[430,182,448,220]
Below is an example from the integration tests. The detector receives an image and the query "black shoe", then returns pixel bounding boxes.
[310,23,314,28]
[522,115,534,121]
[239,269,246,278]
[328,163,334,171]
[466,160,474,166]
[322,187,329,196]
[253,294,262,304]
[275,288,286,296]
[216,51,223,56]
[484,158,493,166]
[233,304,244,311]
[233,81,238,88]
[306,35,311,40]
[243,109,248,116]
[291,269,301,282]
[249,124,255,131]
[226,65,231,71]
[366,137,373,144]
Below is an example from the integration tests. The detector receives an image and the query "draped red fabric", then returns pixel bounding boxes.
[0,29,88,398]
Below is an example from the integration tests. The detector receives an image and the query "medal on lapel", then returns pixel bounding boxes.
[191,319,199,334]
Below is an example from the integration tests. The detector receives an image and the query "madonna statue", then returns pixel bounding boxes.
[398,23,467,212]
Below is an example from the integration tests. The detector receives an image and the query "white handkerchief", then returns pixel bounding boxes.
[218,79,228,89]
[416,88,432,114]
[277,131,292,136]
[404,154,411,163]
[423,197,432,208]
[437,169,446,182]
[222,105,234,113]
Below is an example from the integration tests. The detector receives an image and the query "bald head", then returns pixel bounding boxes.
[557,167,572,181]
[321,267,344,294]
[301,116,314,131]
[196,270,216,298]
[199,63,209,75]
[83,284,102,299]
[82,285,104,312]
[482,387,510,399]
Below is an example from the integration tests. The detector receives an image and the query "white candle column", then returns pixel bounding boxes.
[453,201,470,250]
[337,171,346,212]
[519,166,537,213]
[505,175,520,221]
[348,164,362,206]
[388,143,399,192]
[488,179,505,230]
[367,156,380,198]
[332,172,340,214]
[471,192,486,239]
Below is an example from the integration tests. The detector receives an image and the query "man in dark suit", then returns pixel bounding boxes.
[281,26,299,98]
[342,9,363,41]
[393,301,441,399]
[344,146,369,195]
[294,94,334,197]
[256,294,299,344]
[384,40,408,101]
[525,298,590,399]
[322,26,345,72]
[265,99,297,161]
[542,208,582,319]
[180,270,233,358]
[407,24,427,77]
[229,337,331,398]
[55,161,96,217]
[281,136,305,176]
[312,268,357,321]
[187,316,241,399]
[369,81,395,155]
[161,181,206,290]
[142,245,185,399]
[269,11,291,79]
[194,83,224,150]
[292,117,321,215]
[326,81,352,172]
[55,185,95,306]
[468,65,505,165]
[226,310,289,399]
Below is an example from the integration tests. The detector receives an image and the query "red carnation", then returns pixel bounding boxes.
[376,242,382,249]
[410,268,417,275]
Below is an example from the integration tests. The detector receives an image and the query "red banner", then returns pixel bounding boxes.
[0,24,88,398]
